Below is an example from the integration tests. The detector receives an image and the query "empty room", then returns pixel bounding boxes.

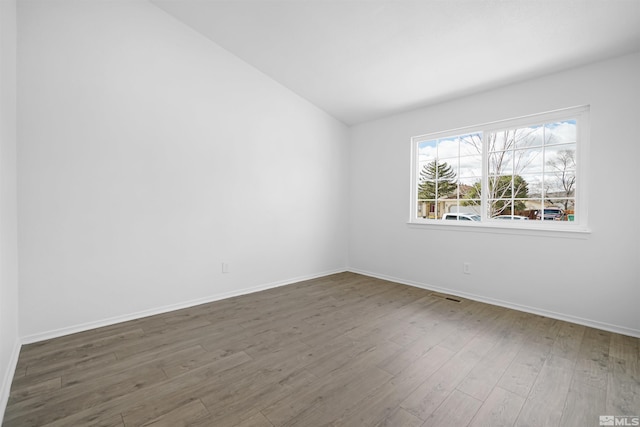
[1,0,639,426]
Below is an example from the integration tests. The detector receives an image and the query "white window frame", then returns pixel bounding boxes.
[409,106,590,235]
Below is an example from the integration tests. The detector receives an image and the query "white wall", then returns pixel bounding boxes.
[349,53,640,336]
[0,0,20,418]
[17,0,348,340]
[11,0,640,348]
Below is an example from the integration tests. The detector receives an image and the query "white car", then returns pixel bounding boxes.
[493,215,529,220]
[442,213,481,221]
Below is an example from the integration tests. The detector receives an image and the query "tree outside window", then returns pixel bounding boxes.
[412,107,586,227]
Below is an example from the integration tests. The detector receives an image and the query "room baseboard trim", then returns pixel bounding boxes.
[20,266,638,344]
[20,268,347,344]
[348,268,640,339]
[0,338,21,425]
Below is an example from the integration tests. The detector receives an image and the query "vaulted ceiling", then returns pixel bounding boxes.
[151,0,640,125]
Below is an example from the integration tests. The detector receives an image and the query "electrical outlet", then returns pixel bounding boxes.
[222,262,230,273]
[463,262,471,275]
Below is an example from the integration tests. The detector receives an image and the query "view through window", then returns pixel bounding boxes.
[411,106,588,228]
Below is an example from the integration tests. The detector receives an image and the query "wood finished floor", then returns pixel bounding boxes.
[4,272,639,426]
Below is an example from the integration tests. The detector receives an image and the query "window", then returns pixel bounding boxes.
[410,106,589,231]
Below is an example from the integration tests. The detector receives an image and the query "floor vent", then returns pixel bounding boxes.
[429,292,462,303]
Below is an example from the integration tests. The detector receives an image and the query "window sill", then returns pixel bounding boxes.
[406,220,591,239]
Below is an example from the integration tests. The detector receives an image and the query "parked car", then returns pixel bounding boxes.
[536,207,564,220]
[442,213,481,221]
[493,215,529,220]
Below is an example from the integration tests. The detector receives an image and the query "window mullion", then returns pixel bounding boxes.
[411,105,587,229]
[481,131,488,220]
[511,143,515,216]
[435,139,439,218]
[541,125,546,218]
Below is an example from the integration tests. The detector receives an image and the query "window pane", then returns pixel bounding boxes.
[490,144,543,177]
[538,204,565,221]
[519,173,543,199]
[544,143,576,200]
[524,194,541,214]
[545,120,576,145]
[545,144,576,174]
[544,173,575,196]
[489,151,514,175]
[459,176,481,187]
[518,149,543,175]
[514,125,545,149]
[437,157,459,175]
[459,177,480,210]
[546,198,575,215]
[524,200,544,219]
[437,136,460,158]
[488,199,515,217]
[436,161,458,199]
[487,175,516,199]
[413,108,584,227]
[459,155,482,178]
[514,148,543,174]
[459,133,482,156]
[417,200,436,219]
[418,179,436,200]
[511,175,529,199]
[418,140,437,160]
[491,126,544,151]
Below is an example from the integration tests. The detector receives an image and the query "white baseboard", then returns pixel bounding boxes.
[21,268,346,344]
[0,338,21,425]
[18,266,639,344]
[348,268,640,339]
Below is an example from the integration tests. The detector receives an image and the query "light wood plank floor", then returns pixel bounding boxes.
[4,272,639,426]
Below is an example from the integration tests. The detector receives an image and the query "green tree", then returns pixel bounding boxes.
[418,161,457,200]
[463,175,529,216]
